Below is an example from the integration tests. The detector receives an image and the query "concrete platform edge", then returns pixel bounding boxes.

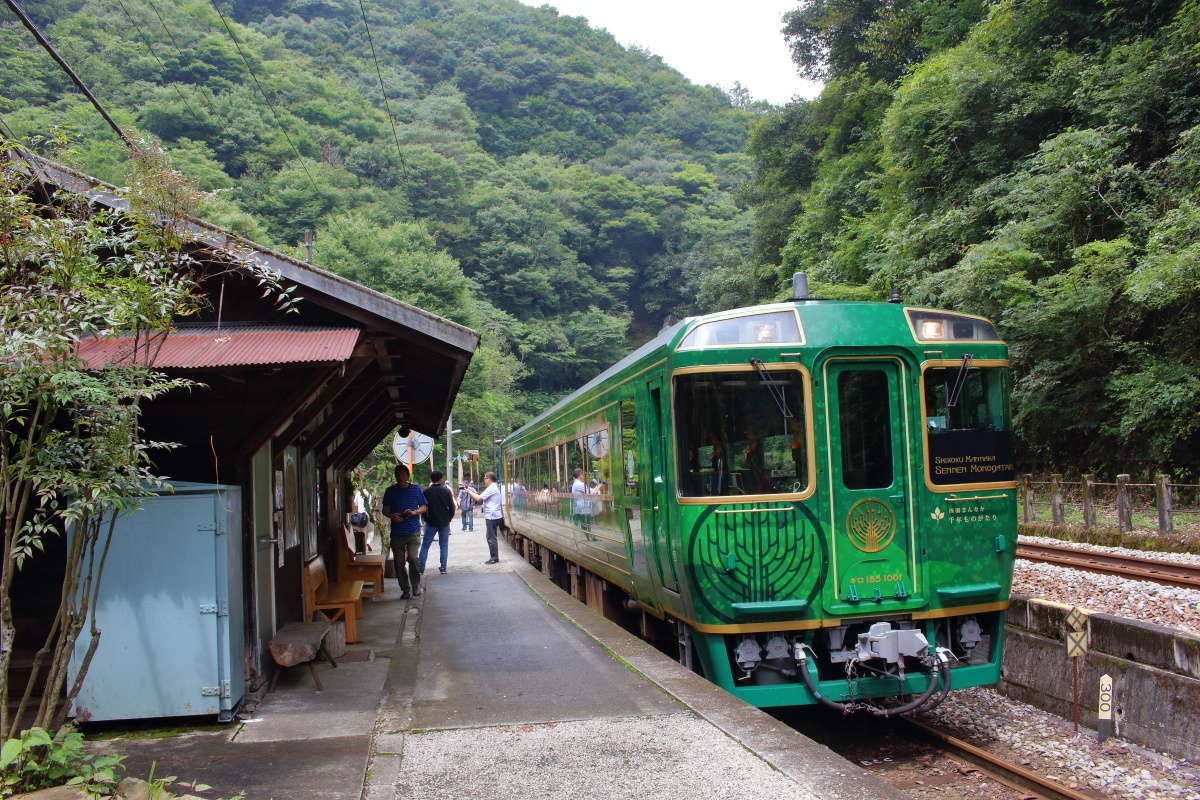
[363,601,421,800]
[504,546,910,800]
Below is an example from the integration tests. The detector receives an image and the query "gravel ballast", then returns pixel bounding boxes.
[921,687,1200,800]
[1013,539,1200,634]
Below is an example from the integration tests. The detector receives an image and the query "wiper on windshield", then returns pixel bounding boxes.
[749,357,793,420]
[946,353,974,408]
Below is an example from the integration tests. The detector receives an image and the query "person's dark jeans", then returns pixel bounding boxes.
[390,532,421,594]
[419,523,450,572]
[461,508,473,530]
[484,517,500,560]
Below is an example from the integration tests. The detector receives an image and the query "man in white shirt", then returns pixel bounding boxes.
[570,467,594,540]
[467,471,503,564]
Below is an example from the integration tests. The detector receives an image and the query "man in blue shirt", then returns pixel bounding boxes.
[382,464,427,598]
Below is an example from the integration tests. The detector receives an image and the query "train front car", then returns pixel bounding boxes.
[668,292,1017,715]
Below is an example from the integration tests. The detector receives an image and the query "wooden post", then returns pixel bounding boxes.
[568,563,585,602]
[1021,474,1034,523]
[1082,474,1096,529]
[584,573,605,610]
[1116,474,1132,532]
[1050,473,1064,525]
[1156,474,1174,535]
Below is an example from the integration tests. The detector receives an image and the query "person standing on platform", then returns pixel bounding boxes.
[382,464,427,598]
[419,471,455,575]
[457,482,475,531]
[467,472,503,564]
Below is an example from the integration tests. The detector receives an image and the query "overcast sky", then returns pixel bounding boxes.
[518,0,821,105]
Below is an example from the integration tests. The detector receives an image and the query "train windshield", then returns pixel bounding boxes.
[923,366,1014,485]
[674,369,808,497]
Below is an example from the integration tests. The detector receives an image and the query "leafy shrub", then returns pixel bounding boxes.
[0,726,122,797]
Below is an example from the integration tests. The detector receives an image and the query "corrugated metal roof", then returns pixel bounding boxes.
[77,324,360,369]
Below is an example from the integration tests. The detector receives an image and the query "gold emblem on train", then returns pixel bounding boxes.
[845,498,896,553]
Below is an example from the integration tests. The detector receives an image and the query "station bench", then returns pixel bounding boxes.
[336,524,385,598]
[303,554,364,643]
[268,620,337,691]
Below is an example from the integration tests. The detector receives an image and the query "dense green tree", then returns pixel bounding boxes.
[752,0,1200,472]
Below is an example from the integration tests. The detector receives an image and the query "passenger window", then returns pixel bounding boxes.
[838,370,893,490]
[620,399,639,496]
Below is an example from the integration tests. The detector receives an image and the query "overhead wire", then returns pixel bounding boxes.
[206,0,321,196]
[142,0,221,118]
[3,0,134,147]
[112,0,204,121]
[356,0,408,176]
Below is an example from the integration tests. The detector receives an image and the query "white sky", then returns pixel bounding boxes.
[518,1,821,105]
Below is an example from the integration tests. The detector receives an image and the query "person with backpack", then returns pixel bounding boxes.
[419,470,456,575]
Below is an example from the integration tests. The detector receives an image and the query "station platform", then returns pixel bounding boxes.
[100,515,906,800]
[364,517,906,800]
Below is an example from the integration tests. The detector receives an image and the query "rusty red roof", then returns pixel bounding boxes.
[76,324,360,369]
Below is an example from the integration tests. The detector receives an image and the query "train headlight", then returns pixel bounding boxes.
[919,319,946,340]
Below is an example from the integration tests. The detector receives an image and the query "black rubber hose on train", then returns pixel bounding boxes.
[795,646,951,717]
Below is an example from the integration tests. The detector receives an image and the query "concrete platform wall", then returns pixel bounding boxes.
[1000,595,1200,761]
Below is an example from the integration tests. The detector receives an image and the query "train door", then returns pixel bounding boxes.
[644,376,679,592]
[824,359,915,614]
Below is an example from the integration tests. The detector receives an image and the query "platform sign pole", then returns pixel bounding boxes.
[1064,607,1088,733]
[1098,674,1113,744]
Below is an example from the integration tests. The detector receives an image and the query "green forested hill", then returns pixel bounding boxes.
[749,0,1200,474]
[7,0,1199,473]
[1,0,761,451]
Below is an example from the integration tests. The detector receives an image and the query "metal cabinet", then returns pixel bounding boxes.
[69,483,245,721]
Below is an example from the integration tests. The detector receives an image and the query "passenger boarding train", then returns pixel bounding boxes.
[499,273,1016,715]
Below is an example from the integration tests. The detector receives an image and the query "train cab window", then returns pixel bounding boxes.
[674,369,808,497]
[837,370,893,490]
[924,366,1014,485]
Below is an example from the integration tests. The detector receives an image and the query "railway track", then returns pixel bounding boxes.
[900,718,1099,800]
[778,707,1102,800]
[1015,541,1200,589]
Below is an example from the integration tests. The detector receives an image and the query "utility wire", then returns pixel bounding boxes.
[112,0,204,121]
[357,0,408,175]
[143,0,220,118]
[4,0,134,148]
[207,0,321,195]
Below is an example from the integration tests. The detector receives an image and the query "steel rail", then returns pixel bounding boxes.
[902,718,1099,800]
[1016,541,1200,589]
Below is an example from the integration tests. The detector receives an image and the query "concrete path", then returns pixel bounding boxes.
[102,511,905,800]
[363,515,899,800]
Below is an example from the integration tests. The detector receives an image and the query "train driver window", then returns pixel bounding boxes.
[924,366,1013,485]
[674,369,808,498]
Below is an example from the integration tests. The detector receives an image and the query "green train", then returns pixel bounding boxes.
[499,274,1016,714]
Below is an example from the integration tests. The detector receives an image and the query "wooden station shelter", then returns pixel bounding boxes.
[7,153,479,705]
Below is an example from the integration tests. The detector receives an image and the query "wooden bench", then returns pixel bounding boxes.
[268,621,337,691]
[303,555,364,644]
[336,524,385,599]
